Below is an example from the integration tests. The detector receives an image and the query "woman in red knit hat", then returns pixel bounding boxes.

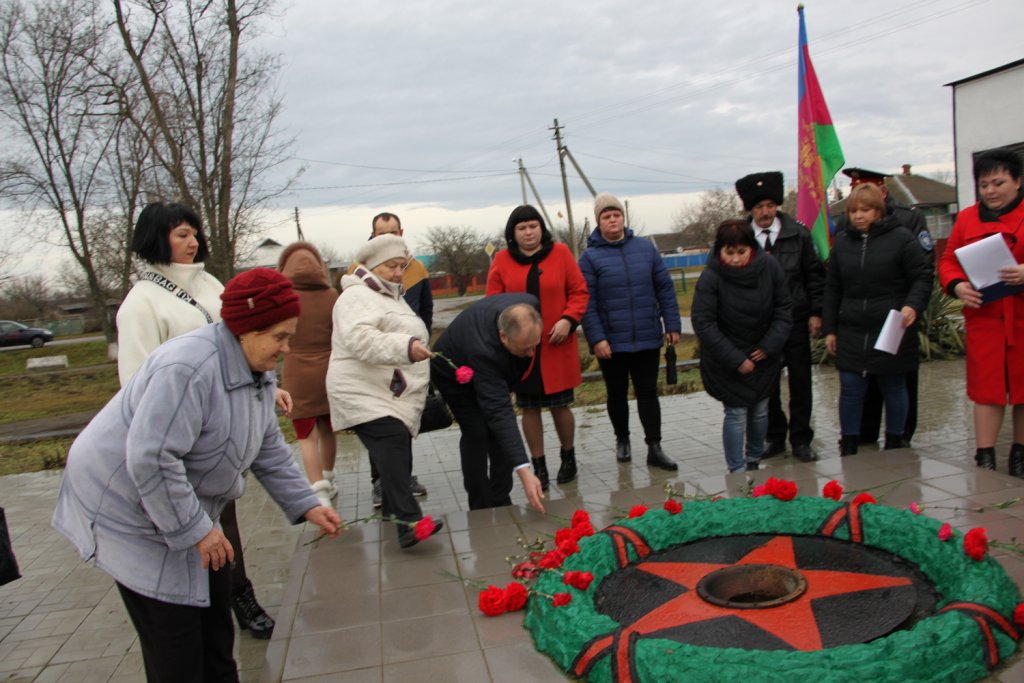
[55,267,341,683]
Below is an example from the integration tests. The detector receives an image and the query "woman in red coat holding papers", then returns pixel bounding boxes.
[939,148,1024,477]
[486,205,589,489]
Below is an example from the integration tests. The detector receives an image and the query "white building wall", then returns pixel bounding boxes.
[951,63,1024,209]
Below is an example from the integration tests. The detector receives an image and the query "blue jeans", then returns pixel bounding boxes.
[839,371,908,437]
[722,399,768,473]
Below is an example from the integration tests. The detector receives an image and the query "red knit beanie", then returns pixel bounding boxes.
[220,268,301,336]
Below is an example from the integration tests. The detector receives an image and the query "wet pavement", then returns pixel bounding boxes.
[1,358,1023,682]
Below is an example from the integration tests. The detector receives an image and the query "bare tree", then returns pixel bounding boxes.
[0,0,123,341]
[0,273,54,320]
[421,226,489,296]
[112,0,300,281]
[672,187,743,247]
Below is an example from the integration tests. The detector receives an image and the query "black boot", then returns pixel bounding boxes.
[232,578,274,639]
[646,443,678,471]
[840,436,859,457]
[556,447,577,484]
[883,432,910,450]
[1009,444,1024,478]
[615,439,632,463]
[531,456,550,491]
[975,447,996,470]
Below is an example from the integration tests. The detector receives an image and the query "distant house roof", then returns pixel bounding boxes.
[830,165,956,215]
[945,58,1024,87]
[647,232,689,253]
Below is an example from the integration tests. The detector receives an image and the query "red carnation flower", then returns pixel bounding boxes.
[414,516,436,541]
[1013,602,1024,629]
[663,499,683,515]
[538,550,565,569]
[571,522,595,539]
[628,504,648,518]
[938,523,953,542]
[712,495,724,502]
[478,585,506,616]
[454,366,474,384]
[551,592,572,607]
[571,509,591,528]
[852,492,877,505]
[554,527,576,546]
[563,570,594,591]
[503,582,529,612]
[964,527,988,561]
[752,485,767,498]
[557,538,580,556]
[822,480,843,501]
[772,479,797,501]
[511,561,540,580]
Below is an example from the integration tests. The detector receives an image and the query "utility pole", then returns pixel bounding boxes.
[550,118,578,257]
[516,158,556,230]
[516,158,528,205]
[294,207,305,242]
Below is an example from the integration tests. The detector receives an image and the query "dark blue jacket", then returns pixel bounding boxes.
[578,228,681,353]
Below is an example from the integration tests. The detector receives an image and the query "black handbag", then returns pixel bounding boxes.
[419,385,453,433]
[0,507,21,587]
[665,345,678,385]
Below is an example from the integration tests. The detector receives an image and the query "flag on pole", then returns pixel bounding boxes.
[796,4,844,260]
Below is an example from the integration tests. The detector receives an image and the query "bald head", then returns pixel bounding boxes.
[497,303,542,357]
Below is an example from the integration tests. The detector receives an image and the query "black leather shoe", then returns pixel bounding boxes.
[761,440,786,459]
[399,519,444,549]
[792,444,818,462]
[840,436,859,457]
[1009,444,1024,478]
[746,461,760,471]
[232,579,274,639]
[883,433,911,450]
[974,447,995,470]
[531,457,550,491]
[646,443,678,471]
[615,440,632,463]
[556,447,577,484]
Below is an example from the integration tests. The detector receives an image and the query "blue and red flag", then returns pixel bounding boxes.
[796,4,844,260]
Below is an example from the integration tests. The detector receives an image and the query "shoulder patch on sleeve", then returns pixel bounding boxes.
[917,231,934,252]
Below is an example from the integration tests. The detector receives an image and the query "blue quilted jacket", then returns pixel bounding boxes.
[578,228,681,353]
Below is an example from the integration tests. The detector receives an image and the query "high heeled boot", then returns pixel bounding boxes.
[556,447,577,484]
[974,447,996,470]
[531,456,550,490]
[1008,444,1024,478]
[232,578,275,639]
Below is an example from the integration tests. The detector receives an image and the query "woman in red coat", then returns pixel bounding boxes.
[939,148,1024,477]
[486,205,589,488]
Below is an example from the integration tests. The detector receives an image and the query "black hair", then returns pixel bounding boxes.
[974,148,1023,183]
[371,212,402,235]
[130,202,208,265]
[503,205,552,247]
[712,219,758,256]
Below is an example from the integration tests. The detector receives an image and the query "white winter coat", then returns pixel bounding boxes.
[327,268,430,436]
[116,261,224,385]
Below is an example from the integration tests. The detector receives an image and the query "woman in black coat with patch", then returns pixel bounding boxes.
[692,220,792,473]
[823,183,931,455]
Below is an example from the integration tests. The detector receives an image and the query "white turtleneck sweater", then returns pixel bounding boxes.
[116,261,225,385]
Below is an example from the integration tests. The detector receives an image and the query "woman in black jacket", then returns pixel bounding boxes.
[692,220,792,473]
[823,183,931,455]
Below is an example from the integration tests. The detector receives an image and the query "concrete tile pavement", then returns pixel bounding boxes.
[1,359,1022,681]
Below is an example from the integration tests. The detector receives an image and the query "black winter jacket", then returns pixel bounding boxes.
[834,196,935,281]
[822,217,932,375]
[431,293,537,468]
[692,252,792,407]
[752,212,825,324]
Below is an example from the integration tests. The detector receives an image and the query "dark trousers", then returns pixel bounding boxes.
[437,384,514,510]
[766,327,814,447]
[598,348,662,444]
[859,370,919,442]
[117,567,238,683]
[218,500,247,591]
[354,417,421,524]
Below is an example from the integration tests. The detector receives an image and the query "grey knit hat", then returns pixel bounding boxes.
[357,234,410,270]
[594,192,625,220]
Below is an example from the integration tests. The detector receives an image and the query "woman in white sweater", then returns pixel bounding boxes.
[327,235,443,548]
[115,202,278,639]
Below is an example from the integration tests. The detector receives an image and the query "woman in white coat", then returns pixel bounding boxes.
[327,235,443,548]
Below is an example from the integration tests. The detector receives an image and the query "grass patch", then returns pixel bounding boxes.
[0,341,113,376]
[0,367,120,422]
[0,438,72,476]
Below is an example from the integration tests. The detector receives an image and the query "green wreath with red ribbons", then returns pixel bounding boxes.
[524,496,1022,682]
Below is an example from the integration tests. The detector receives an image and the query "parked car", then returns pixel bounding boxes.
[0,320,55,348]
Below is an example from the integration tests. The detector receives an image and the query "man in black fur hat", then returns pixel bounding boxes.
[735,172,826,463]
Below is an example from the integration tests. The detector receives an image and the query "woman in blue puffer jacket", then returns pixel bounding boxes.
[579,192,682,470]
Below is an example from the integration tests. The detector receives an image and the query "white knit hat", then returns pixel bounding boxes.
[357,234,410,270]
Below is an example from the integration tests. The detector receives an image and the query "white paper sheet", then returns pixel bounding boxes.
[954,233,1017,289]
[873,309,905,355]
